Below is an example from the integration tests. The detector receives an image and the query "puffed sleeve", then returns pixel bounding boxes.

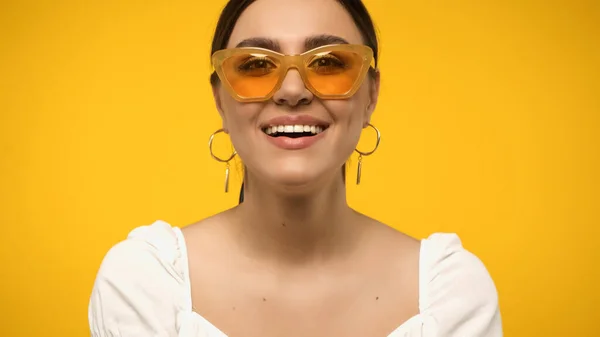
[88,221,189,337]
[420,234,502,337]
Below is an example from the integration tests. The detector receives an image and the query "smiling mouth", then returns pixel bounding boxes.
[262,124,329,138]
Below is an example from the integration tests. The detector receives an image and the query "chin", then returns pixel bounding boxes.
[254,163,338,195]
[269,167,321,187]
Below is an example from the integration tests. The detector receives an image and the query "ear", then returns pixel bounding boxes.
[212,84,229,132]
[363,70,380,127]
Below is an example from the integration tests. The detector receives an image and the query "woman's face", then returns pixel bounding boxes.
[213,0,379,188]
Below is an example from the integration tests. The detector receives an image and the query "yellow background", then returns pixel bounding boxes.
[1,0,598,336]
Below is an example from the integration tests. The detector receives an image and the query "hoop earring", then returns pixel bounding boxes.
[354,123,381,185]
[208,129,237,193]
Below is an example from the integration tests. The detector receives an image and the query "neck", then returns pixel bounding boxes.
[228,171,363,265]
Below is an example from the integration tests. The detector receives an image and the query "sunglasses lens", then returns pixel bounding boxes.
[221,53,281,99]
[306,50,366,96]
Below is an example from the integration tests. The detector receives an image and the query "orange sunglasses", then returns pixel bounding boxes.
[211,44,375,102]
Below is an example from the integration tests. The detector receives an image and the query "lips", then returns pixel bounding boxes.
[261,115,330,149]
[261,115,329,136]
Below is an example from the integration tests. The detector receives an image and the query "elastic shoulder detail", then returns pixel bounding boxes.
[88,221,188,337]
[419,233,503,336]
[126,220,184,272]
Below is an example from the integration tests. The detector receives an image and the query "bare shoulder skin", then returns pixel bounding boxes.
[182,208,420,337]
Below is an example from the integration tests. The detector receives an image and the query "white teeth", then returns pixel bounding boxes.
[263,124,327,135]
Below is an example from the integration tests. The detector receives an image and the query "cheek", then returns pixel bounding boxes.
[322,87,370,126]
[219,99,263,154]
[220,95,259,131]
[321,102,365,154]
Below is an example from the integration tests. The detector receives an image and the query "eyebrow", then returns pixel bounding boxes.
[234,34,350,53]
[235,37,281,51]
[304,34,349,50]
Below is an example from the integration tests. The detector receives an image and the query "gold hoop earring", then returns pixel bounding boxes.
[354,123,381,185]
[208,129,237,193]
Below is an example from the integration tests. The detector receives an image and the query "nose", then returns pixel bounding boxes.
[272,69,313,107]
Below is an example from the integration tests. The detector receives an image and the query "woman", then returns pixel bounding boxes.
[88,0,502,336]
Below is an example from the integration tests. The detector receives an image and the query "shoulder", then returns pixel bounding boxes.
[88,220,190,336]
[420,233,503,336]
[95,220,187,283]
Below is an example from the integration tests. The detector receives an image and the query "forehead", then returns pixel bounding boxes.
[227,0,364,53]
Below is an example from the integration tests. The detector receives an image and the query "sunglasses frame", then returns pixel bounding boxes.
[211,44,375,103]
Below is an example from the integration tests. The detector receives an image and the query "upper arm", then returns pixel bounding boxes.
[88,239,185,337]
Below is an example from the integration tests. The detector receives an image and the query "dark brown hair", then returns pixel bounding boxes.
[209,0,380,203]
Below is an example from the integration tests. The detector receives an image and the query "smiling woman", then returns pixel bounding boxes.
[87,0,502,336]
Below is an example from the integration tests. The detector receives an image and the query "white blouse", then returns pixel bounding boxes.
[88,221,502,337]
